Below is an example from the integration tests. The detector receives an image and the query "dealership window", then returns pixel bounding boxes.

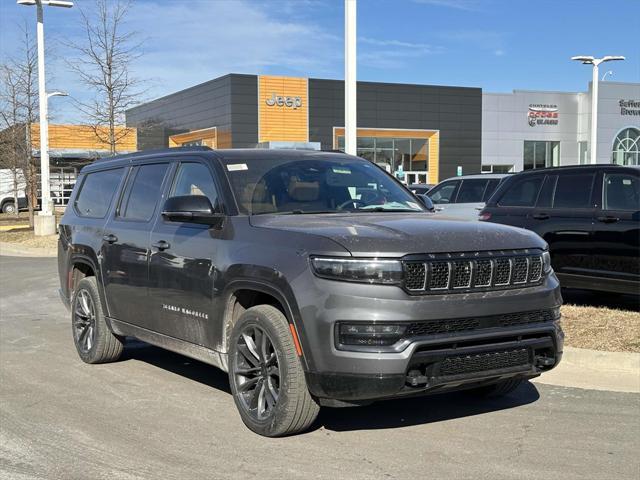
[578,141,589,165]
[337,136,429,173]
[481,164,514,174]
[611,127,639,166]
[523,141,560,170]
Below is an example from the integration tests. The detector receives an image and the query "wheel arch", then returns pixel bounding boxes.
[221,280,311,371]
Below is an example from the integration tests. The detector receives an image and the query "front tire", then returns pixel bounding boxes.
[2,201,16,214]
[71,276,123,364]
[228,305,319,437]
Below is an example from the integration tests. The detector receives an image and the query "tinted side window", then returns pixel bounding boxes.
[119,163,169,221]
[74,168,123,218]
[498,176,543,207]
[170,162,220,211]
[553,173,594,209]
[483,179,501,201]
[603,173,640,211]
[457,179,488,203]
[428,180,459,204]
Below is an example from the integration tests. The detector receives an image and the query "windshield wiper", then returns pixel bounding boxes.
[353,207,423,213]
[254,210,338,215]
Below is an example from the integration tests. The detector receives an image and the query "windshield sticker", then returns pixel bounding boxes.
[227,163,248,171]
[332,167,351,174]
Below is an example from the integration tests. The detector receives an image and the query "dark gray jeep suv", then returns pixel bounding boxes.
[58,147,563,436]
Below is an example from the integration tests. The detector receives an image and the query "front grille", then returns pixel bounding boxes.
[439,348,530,376]
[403,251,545,294]
[404,309,557,337]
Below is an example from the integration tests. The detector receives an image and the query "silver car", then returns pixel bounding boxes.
[428,173,509,220]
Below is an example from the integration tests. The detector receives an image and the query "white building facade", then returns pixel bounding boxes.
[482,81,640,173]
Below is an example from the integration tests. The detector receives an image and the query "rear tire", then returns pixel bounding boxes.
[71,276,123,364]
[228,305,319,437]
[472,378,524,397]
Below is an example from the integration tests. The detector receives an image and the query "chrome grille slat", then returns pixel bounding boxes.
[403,252,545,295]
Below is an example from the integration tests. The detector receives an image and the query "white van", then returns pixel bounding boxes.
[0,169,27,214]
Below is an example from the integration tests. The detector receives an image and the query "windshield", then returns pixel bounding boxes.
[222,155,424,215]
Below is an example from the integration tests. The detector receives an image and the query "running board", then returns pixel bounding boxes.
[107,317,229,372]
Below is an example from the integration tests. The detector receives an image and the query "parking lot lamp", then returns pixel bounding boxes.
[571,55,625,164]
[17,0,74,235]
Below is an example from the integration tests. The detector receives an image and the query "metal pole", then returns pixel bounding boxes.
[344,0,357,155]
[36,0,52,217]
[589,61,599,165]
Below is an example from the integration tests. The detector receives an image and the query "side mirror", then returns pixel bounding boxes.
[416,194,435,212]
[161,195,224,226]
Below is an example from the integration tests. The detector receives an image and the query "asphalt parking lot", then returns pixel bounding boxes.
[1,255,639,480]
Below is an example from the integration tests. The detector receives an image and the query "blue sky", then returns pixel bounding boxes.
[1,0,639,122]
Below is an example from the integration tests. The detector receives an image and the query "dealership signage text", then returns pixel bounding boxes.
[619,99,640,116]
[528,104,559,127]
[265,93,303,109]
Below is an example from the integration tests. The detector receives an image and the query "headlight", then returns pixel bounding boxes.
[337,323,407,347]
[542,250,553,274]
[310,257,403,285]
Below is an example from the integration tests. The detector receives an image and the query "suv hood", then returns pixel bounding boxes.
[250,213,545,256]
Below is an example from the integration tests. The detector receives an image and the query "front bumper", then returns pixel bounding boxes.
[293,271,563,402]
[306,328,562,402]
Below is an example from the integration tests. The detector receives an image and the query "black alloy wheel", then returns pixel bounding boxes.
[233,325,281,421]
[73,288,96,354]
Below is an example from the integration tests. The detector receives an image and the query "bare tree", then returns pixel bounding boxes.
[16,26,39,225]
[66,0,145,155]
[0,63,23,217]
[0,26,39,224]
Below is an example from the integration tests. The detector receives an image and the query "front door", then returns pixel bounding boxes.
[148,160,224,347]
[591,169,640,286]
[525,171,597,279]
[101,162,171,328]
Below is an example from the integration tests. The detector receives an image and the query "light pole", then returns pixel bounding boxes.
[601,70,613,81]
[571,55,625,165]
[344,0,357,156]
[17,0,73,236]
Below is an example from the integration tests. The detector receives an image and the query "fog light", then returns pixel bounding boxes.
[338,323,407,347]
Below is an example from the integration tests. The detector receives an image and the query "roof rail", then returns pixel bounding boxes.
[94,145,213,162]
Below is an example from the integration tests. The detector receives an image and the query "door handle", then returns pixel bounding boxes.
[597,216,620,223]
[102,234,118,244]
[532,213,550,220]
[152,240,171,251]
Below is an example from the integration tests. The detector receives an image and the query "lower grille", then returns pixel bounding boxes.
[404,309,558,337]
[439,348,530,376]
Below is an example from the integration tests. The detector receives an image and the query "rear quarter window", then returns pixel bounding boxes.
[74,168,123,218]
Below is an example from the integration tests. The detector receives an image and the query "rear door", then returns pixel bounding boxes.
[148,159,225,347]
[101,162,172,327]
[525,170,597,280]
[590,169,640,287]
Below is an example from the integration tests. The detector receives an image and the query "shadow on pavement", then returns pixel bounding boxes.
[120,339,539,433]
[121,339,231,394]
[562,288,639,312]
[317,381,540,432]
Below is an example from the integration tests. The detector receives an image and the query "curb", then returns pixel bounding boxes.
[533,346,640,393]
[0,241,57,258]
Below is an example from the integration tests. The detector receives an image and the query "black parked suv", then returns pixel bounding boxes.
[479,165,639,295]
[58,147,563,436]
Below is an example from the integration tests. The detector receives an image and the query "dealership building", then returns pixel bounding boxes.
[126,74,639,184]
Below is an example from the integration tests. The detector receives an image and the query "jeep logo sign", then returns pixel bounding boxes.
[265,92,303,109]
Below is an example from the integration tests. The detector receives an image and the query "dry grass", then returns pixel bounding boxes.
[0,228,58,249]
[560,303,640,353]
